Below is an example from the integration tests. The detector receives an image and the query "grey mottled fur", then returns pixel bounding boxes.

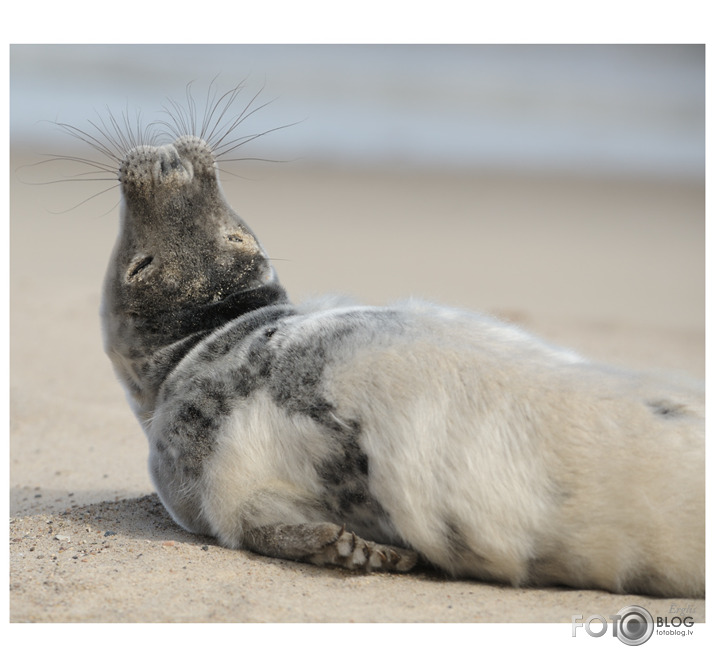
[100,129,704,597]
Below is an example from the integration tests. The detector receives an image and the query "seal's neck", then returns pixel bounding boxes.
[104,282,290,425]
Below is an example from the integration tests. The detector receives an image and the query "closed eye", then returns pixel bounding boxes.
[127,255,154,280]
[227,234,243,243]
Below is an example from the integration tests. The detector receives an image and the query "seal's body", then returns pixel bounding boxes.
[102,133,704,597]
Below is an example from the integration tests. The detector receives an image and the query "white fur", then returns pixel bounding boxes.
[151,298,703,596]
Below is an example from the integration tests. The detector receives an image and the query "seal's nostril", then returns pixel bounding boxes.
[160,152,183,176]
[153,145,192,184]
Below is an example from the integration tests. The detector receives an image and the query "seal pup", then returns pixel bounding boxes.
[91,86,703,597]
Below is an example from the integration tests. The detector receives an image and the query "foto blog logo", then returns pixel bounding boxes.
[572,605,655,646]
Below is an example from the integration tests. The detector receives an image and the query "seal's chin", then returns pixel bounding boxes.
[152,144,193,186]
[260,262,279,287]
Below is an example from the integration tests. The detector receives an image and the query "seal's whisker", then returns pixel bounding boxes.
[215,159,294,183]
[145,119,178,144]
[184,81,198,136]
[89,113,131,161]
[56,121,121,165]
[98,109,131,157]
[35,176,118,185]
[199,75,233,140]
[161,96,194,139]
[163,79,224,140]
[213,121,303,159]
[138,118,159,148]
[180,97,194,136]
[159,103,179,136]
[48,183,120,214]
[200,82,249,145]
[214,167,254,180]
[121,108,137,152]
[31,154,118,174]
[121,105,149,152]
[139,113,156,148]
[203,84,267,149]
[198,88,216,139]
[217,156,293,164]
[17,166,117,187]
[208,90,275,153]
[213,131,264,155]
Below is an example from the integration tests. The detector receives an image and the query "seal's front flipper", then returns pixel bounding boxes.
[243,522,418,573]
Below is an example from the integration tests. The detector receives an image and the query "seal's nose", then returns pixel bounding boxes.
[160,147,182,175]
[154,145,193,185]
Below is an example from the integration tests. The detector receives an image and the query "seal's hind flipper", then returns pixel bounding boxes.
[243,522,418,573]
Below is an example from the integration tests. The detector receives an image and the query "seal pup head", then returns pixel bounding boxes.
[106,134,279,323]
[103,132,285,351]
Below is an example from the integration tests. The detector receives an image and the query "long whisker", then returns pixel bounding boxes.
[28,154,118,173]
[199,74,226,139]
[201,82,249,146]
[56,120,120,164]
[217,156,294,164]
[208,88,274,152]
[47,183,120,214]
[214,120,303,159]
[33,176,118,185]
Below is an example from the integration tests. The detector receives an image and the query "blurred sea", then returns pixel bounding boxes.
[9,44,704,180]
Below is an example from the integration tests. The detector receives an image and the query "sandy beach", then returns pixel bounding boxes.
[9,152,705,624]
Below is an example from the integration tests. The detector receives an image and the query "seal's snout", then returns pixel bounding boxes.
[160,148,183,176]
[154,145,193,186]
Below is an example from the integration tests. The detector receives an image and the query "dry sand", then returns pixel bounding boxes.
[9,152,705,624]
